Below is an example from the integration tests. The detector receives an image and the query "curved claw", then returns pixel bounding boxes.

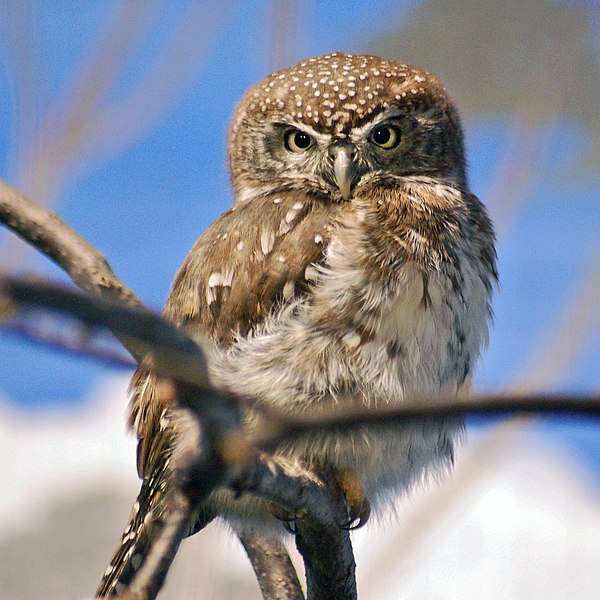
[267,501,307,535]
[334,469,371,530]
[341,495,371,530]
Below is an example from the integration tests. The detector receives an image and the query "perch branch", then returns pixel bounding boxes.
[239,533,305,600]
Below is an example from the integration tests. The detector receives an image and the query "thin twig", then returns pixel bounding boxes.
[0,179,141,307]
[1,319,135,370]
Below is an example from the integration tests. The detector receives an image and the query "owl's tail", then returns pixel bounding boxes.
[95,473,212,598]
[95,478,167,598]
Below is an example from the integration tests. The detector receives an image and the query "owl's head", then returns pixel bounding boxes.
[228,52,466,204]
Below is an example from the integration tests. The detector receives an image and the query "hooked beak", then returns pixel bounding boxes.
[331,145,358,199]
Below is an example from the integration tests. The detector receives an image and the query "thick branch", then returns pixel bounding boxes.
[239,533,305,600]
[242,462,356,599]
[0,276,211,388]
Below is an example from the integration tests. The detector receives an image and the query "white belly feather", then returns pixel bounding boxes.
[211,209,489,510]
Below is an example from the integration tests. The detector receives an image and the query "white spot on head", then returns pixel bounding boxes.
[236,241,245,251]
[314,234,323,244]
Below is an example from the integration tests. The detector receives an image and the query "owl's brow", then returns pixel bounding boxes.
[277,120,333,146]
[349,106,404,141]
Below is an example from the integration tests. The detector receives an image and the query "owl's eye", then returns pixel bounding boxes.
[284,128,314,152]
[370,124,400,149]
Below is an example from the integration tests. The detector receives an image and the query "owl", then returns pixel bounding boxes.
[97,52,496,596]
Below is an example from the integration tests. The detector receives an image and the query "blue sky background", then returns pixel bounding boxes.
[1,1,600,475]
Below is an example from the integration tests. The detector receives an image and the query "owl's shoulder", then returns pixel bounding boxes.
[164,191,342,344]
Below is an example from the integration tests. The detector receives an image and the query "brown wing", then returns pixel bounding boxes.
[131,190,341,480]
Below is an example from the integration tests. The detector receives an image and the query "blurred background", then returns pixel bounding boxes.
[1,1,599,598]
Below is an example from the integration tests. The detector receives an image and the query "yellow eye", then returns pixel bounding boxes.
[284,128,314,152]
[370,124,400,149]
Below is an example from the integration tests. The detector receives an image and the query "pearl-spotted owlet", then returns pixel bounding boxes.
[97,52,496,597]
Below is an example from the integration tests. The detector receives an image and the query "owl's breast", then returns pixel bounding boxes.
[304,201,490,403]
[214,216,489,412]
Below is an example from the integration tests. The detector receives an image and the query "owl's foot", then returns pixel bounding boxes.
[267,470,370,532]
[334,469,371,530]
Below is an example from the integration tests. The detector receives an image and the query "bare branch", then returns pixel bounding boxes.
[0,275,211,388]
[295,471,356,600]
[239,533,305,600]
[217,449,356,600]
[253,393,600,452]
[2,274,599,437]
[2,319,134,370]
[0,179,141,307]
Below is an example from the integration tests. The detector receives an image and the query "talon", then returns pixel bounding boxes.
[334,469,371,530]
[267,501,307,534]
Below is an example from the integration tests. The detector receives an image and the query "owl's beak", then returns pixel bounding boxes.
[330,144,358,199]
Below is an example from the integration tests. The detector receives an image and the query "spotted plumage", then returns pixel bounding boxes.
[97,52,496,597]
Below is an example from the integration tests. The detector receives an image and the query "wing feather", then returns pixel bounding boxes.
[132,190,341,480]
